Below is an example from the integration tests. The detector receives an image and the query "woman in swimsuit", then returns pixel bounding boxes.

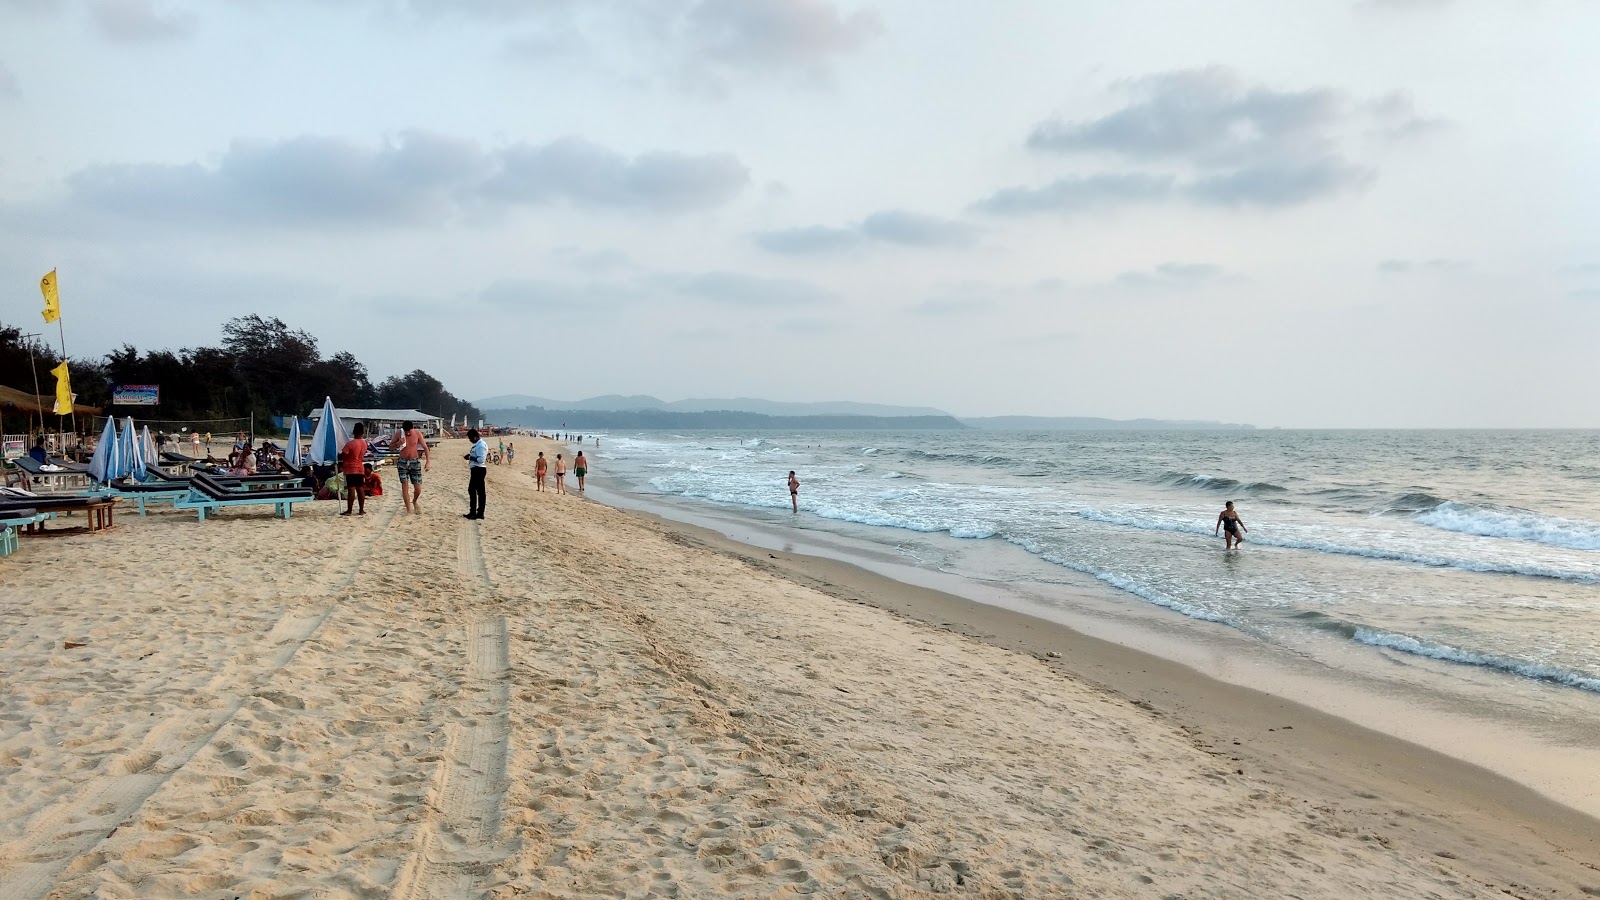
[1215,500,1247,550]
[574,451,588,494]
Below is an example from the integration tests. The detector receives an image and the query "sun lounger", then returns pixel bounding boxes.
[7,455,93,492]
[0,493,117,531]
[171,473,314,522]
[102,478,195,515]
[0,508,54,557]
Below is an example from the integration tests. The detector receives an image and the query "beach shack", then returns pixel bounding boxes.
[306,407,445,439]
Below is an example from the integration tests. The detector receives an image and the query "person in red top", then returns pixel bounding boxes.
[339,422,370,516]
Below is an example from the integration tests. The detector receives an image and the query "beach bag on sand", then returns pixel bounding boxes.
[325,473,346,500]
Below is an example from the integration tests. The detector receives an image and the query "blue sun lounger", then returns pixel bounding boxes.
[171,472,315,522]
[1,509,54,557]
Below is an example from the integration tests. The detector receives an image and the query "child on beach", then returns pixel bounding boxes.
[362,462,383,497]
[339,423,369,516]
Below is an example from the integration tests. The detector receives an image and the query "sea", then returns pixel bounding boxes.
[580,428,1600,810]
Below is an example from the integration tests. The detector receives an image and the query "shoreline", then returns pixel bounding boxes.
[580,473,1600,889]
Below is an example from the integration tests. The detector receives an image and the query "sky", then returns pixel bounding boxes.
[1,0,1597,428]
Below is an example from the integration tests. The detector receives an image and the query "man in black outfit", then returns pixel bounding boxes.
[464,428,488,519]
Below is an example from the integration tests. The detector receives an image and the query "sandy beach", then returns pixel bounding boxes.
[1,437,1596,899]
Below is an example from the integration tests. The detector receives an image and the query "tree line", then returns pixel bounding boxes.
[0,315,481,432]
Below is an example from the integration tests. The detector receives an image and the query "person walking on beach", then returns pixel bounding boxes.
[574,450,588,494]
[788,470,800,513]
[392,420,430,514]
[535,451,548,491]
[204,431,212,453]
[191,430,201,456]
[554,453,567,495]
[464,428,488,519]
[506,443,515,465]
[1215,500,1247,550]
[339,423,369,516]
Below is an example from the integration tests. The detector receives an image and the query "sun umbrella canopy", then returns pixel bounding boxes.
[120,417,143,481]
[307,397,350,466]
[141,426,158,476]
[286,416,303,467]
[87,416,119,483]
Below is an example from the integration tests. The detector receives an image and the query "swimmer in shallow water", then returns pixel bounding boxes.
[1215,500,1247,550]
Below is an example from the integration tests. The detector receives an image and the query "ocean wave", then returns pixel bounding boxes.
[1165,473,1288,494]
[1379,491,1449,514]
[1414,502,1600,551]
[905,449,1018,467]
[881,471,913,479]
[1007,536,1239,627]
[949,525,998,539]
[861,447,879,455]
[1076,508,1600,584]
[1352,627,1600,693]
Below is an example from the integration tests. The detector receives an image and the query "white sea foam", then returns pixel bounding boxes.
[1353,627,1600,693]
[1415,502,1600,551]
[882,471,911,479]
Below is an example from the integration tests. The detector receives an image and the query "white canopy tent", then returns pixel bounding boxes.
[306,407,444,438]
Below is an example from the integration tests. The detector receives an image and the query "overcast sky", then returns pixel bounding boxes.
[1,0,1597,427]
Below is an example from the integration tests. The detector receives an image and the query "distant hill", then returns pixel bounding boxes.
[960,416,1254,431]
[483,405,965,431]
[476,394,951,418]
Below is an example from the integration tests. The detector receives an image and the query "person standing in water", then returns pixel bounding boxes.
[1215,500,1247,550]
[574,450,588,494]
[788,470,800,513]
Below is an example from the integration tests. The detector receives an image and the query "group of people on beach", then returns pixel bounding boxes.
[531,448,587,495]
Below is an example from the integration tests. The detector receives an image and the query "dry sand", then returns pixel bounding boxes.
[1,438,1596,898]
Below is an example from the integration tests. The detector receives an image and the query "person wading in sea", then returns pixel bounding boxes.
[788,470,800,513]
[1215,500,1248,550]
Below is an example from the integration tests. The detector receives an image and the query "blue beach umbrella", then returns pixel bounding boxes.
[286,416,303,468]
[308,397,350,466]
[87,416,120,484]
[120,417,143,480]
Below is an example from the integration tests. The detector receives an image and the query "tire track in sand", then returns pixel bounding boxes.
[393,521,509,900]
[0,502,401,899]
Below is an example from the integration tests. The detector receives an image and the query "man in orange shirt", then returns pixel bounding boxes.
[339,423,369,517]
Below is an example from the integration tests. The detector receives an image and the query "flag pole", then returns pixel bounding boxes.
[22,333,44,438]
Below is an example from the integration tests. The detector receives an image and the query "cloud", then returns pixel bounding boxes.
[686,0,882,74]
[485,136,748,211]
[754,225,861,254]
[1377,258,1469,274]
[90,0,197,42]
[479,277,636,314]
[0,62,18,100]
[983,67,1428,215]
[755,208,977,254]
[657,270,832,307]
[973,173,1174,215]
[1188,157,1374,207]
[859,210,978,247]
[1112,262,1230,289]
[15,131,747,232]
[1571,289,1600,301]
[1028,68,1346,169]
[1559,263,1600,276]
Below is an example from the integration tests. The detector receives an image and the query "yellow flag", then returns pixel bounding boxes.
[41,269,61,323]
[51,361,72,415]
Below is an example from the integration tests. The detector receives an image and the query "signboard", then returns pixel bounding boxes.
[112,384,160,406]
